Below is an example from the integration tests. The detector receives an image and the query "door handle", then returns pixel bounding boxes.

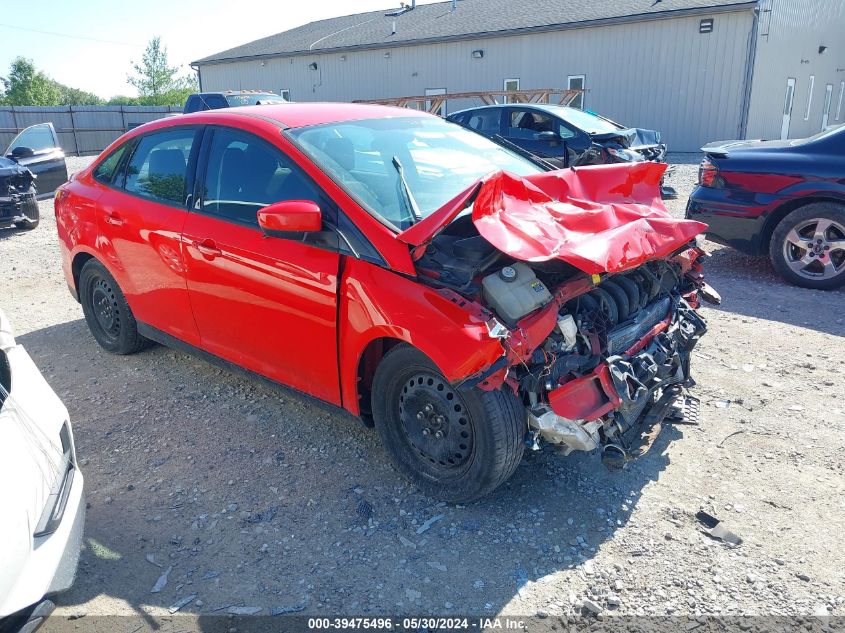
[195,239,222,258]
[104,212,124,226]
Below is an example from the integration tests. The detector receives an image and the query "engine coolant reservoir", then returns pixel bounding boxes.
[482,262,552,325]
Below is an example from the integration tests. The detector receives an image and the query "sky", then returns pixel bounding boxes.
[1,0,440,99]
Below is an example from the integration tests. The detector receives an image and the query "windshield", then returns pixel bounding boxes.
[226,93,284,106]
[289,116,541,230]
[544,106,622,135]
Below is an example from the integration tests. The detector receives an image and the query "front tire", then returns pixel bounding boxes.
[13,189,39,230]
[372,345,525,503]
[79,259,150,354]
[770,203,845,290]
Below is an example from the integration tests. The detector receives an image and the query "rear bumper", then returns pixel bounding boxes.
[686,185,775,256]
[0,343,85,619]
[0,461,85,621]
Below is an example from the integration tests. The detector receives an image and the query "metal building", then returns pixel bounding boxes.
[192,0,845,152]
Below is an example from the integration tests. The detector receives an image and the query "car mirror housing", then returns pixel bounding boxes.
[257,200,322,237]
[10,146,36,159]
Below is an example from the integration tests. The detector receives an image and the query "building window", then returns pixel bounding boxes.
[280,89,291,101]
[567,75,585,109]
[804,75,815,121]
[504,78,519,103]
[425,88,447,116]
[699,18,714,33]
[837,81,844,121]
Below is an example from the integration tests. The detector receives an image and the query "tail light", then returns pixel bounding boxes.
[698,158,723,188]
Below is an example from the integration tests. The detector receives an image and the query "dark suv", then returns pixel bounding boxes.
[183,91,286,114]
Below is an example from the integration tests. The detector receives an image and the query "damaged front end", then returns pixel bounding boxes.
[0,157,37,225]
[404,162,716,467]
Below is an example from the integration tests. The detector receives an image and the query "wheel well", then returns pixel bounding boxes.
[356,337,404,426]
[760,197,845,255]
[71,252,95,301]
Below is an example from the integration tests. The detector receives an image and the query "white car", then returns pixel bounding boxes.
[0,310,84,631]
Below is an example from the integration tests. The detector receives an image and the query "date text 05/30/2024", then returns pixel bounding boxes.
[308,617,527,630]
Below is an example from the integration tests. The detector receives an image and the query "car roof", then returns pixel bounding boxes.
[182,102,433,129]
[450,103,579,117]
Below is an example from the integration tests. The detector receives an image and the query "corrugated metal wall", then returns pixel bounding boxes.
[746,0,845,140]
[197,10,755,152]
[0,106,181,156]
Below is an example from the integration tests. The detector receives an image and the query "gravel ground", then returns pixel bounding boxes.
[1,156,843,623]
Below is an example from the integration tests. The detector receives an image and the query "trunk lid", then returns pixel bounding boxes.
[701,138,794,157]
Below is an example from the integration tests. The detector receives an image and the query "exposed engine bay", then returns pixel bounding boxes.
[414,210,714,467]
[0,157,37,224]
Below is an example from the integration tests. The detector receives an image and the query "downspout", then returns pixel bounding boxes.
[190,63,203,92]
[737,1,761,139]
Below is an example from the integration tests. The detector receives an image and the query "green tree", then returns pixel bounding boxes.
[106,95,140,106]
[128,37,197,106]
[1,57,61,105]
[56,83,104,106]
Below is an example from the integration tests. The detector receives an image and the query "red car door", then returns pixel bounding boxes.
[97,127,201,345]
[181,126,342,404]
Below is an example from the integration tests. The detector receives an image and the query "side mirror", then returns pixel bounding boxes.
[10,146,35,159]
[257,200,322,237]
[536,131,561,145]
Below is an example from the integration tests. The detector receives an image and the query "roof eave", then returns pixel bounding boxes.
[192,1,759,66]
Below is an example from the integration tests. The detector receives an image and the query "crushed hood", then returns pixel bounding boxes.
[590,127,662,148]
[398,162,706,275]
[0,156,31,179]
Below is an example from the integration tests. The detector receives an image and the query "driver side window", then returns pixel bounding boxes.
[8,123,58,154]
[201,127,320,226]
[507,110,556,139]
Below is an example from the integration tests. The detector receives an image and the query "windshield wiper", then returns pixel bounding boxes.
[392,156,422,224]
[491,135,556,171]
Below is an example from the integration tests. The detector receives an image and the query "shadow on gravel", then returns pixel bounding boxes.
[0,225,29,241]
[19,318,681,624]
[701,245,845,336]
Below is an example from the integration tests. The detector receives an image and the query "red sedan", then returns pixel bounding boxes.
[55,104,711,501]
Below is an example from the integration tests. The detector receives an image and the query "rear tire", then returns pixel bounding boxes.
[13,189,39,230]
[770,203,845,290]
[79,259,151,354]
[372,345,525,503]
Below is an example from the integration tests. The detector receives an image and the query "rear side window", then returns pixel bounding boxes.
[465,110,501,135]
[93,144,129,184]
[183,96,204,113]
[205,95,228,109]
[124,129,196,205]
[201,127,319,225]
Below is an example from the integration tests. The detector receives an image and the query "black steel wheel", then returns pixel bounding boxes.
[372,345,525,502]
[398,371,475,471]
[79,259,150,354]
